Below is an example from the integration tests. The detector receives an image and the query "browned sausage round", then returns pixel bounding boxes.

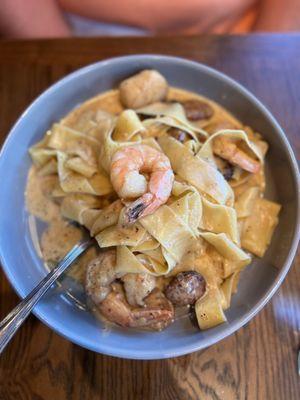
[165,271,206,306]
[182,100,214,121]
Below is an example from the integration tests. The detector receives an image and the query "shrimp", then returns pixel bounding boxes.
[85,249,116,304]
[99,285,174,330]
[110,144,174,223]
[86,249,156,306]
[122,273,157,306]
[213,136,260,174]
[85,250,174,330]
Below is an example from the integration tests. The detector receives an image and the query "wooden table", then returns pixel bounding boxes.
[0,35,299,400]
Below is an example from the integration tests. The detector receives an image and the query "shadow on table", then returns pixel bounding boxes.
[73,343,201,400]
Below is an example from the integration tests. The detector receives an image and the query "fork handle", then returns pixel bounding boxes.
[0,239,92,355]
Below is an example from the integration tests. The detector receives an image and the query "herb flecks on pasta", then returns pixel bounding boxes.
[27,69,281,332]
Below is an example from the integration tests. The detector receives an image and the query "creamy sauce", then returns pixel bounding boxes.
[24,82,276,333]
[26,167,60,222]
[167,87,243,130]
[62,87,243,131]
[26,165,97,284]
[26,86,248,286]
[62,90,123,128]
[41,218,82,263]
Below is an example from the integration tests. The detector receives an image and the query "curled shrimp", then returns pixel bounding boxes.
[85,249,117,304]
[99,285,174,331]
[213,136,260,174]
[85,250,174,330]
[110,144,174,223]
[122,272,157,306]
[86,250,156,305]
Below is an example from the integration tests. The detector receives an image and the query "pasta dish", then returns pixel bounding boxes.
[26,69,281,331]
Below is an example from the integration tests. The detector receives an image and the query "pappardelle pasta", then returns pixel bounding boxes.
[26,69,281,331]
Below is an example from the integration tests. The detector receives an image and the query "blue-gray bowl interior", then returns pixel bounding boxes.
[0,55,299,360]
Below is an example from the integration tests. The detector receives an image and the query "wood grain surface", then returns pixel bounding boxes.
[0,35,299,400]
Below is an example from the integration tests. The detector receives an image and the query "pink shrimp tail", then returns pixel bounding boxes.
[124,193,154,224]
[124,169,174,224]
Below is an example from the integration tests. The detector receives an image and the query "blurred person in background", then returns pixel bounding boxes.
[0,0,299,38]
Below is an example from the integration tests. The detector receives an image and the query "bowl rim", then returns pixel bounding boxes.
[0,54,299,360]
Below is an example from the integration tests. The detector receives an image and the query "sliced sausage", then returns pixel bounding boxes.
[182,99,214,121]
[165,271,206,306]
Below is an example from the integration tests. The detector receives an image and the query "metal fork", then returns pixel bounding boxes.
[0,238,93,355]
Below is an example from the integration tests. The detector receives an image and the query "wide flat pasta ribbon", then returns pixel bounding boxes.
[95,223,145,248]
[140,203,198,263]
[220,272,239,310]
[195,286,227,330]
[65,157,98,178]
[241,198,281,257]
[159,135,234,206]
[197,129,264,167]
[137,102,207,140]
[99,121,141,173]
[170,181,202,234]
[61,193,102,225]
[29,148,57,168]
[113,109,145,141]
[37,159,58,176]
[200,197,240,244]
[63,108,116,139]
[115,246,165,276]
[130,232,160,252]
[143,116,205,143]
[57,152,112,195]
[234,187,260,218]
[95,208,145,248]
[199,232,251,267]
[90,200,123,236]
[48,123,100,156]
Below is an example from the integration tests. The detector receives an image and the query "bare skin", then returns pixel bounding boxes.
[0,0,71,38]
[253,0,300,31]
[60,0,256,33]
[1,0,299,38]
